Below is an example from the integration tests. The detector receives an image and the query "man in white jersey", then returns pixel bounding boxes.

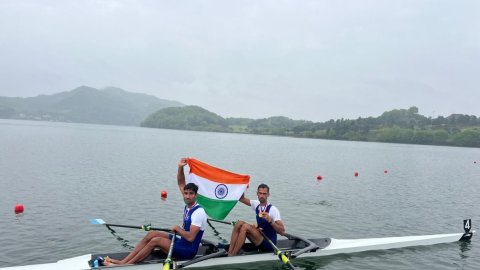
[228,183,285,256]
[109,158,207,264]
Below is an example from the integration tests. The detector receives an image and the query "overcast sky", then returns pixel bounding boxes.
[0,0,478,122]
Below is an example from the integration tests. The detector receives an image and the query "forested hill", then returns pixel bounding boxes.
[142,106,480,148]
[0,86,184,126]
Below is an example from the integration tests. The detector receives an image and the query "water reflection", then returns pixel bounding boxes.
[207,220,230,244]
[106,226,135,250]
[459,240,471,259]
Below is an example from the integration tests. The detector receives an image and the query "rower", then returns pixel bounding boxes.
[107,158,208,265]
[228,183,286,256]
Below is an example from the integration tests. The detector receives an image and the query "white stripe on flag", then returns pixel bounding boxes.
[188,173,247,201]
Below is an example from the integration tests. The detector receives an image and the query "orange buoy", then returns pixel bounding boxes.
[14,204,24,214]
[316,175,323,181]
[354,172,359,177]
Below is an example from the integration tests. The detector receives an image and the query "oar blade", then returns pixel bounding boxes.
[90,218,106,225]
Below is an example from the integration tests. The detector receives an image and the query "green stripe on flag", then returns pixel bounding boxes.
[197,195,238,220]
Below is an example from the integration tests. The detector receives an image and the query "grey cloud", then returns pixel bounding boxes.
[0,0,478,121]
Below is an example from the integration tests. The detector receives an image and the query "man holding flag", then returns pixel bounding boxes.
[227,184,286,256]
[109,158,207,264]
[185,158,285,256]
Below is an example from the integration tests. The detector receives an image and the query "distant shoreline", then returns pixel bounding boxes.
[141,106,480,148]
[4,113,478,149]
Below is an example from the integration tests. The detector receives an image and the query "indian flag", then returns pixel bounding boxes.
[187,158,250,220]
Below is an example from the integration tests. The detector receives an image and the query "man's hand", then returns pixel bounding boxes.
[178,158,188,167]
[260,212,273,224]
[172,225,183,234]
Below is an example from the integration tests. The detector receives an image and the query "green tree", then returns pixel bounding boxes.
[142,106,229,132]
[451,128,480,147]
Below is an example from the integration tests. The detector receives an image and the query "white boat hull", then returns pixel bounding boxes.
[1,231,472,270]
[0,255,92,270]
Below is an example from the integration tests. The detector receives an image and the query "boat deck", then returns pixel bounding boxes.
[89,236,327,268]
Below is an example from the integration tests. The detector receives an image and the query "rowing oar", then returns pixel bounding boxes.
[257,228,297,270]
[163,232,176,270]
[207,218,236,225]
[90,218,171,233]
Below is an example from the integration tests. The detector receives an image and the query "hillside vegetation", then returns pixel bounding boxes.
[142,106,229,132]
[0,86,183,125]
[142,106,480,148]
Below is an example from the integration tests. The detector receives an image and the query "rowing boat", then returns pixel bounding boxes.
[1,219,473,269]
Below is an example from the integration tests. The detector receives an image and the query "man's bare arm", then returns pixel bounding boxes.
[177,158,187,193]
[239,193,251,206]
[172,224,200,242]
[271,220,286,236]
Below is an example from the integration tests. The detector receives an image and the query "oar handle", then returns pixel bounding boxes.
[163,232,177,270]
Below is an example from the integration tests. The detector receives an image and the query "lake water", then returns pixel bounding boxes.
[0,119,479,269]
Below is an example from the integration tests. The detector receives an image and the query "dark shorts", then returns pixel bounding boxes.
[258,239,274,252]
[169,234,198,260]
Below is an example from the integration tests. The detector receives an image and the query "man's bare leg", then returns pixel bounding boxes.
[229,223,260,256]
[110,231,168,264]
[228,223,249,256]
[124,237,172,264]
[228,220,246,255]
[229,223,265,256]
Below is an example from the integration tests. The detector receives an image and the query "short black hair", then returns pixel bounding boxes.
[257,183,270,192]
[184,183,199,194]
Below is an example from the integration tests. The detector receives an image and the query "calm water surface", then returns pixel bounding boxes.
[0,119,479,269]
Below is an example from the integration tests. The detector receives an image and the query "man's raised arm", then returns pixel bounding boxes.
[177,158,188,193]
[239,193,251,206]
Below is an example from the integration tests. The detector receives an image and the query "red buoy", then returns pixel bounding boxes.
[14,204,24,214]
[384,170,388,174]
[316,175,323,181]
[160,190,168,198]
[354,172,359,177]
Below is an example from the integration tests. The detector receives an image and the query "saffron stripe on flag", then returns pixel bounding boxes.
[188,158,250,184]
